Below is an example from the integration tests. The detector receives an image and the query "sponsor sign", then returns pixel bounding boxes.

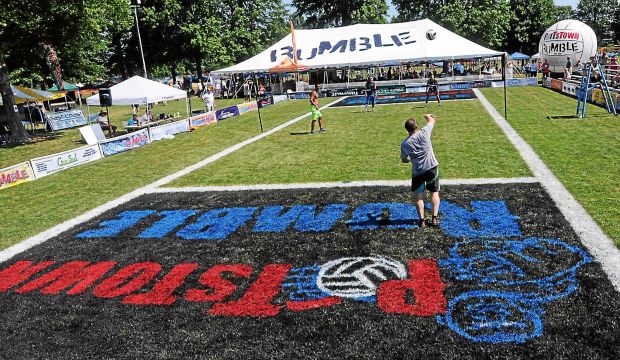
[550,79,564,91]
[149,120,190,141]
[327,88,361,97]
[257,96,275,109]
[377,85,406,95]
[46,110,88,131]
[0,161,35,190]
[591,88,604,105]
[491,78,538,88]
[189,112,217,128]
[237,101,259,114]
[216,105,241,120]
[450,82,472,90]
[273,95,288,104]
[289,92,310,99]
[562,82,578,96]
[542,77,552,88]
[30,144,102,179]
[99,129,150,157]
[333,90,476,107]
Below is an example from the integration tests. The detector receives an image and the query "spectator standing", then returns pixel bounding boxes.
[564,57,572,80]
[202,88,215,112]
[243,81,250,102]
[575,60,583,76]
[542,59,550,78]
[529,61,538,76]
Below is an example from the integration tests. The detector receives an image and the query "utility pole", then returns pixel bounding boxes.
[130,0,148,78]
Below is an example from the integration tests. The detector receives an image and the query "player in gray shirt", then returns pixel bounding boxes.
[400,114,440,227]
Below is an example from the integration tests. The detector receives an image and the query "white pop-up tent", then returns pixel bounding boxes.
[86,76,187,106]
[214,19,503,74]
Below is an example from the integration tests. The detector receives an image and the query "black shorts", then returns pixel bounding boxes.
[411,166,440,193]
[427,86,438,94]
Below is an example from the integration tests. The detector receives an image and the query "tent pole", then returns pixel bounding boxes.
[253,73,264,133]
[502,54,507,121]
[347,65,351,88]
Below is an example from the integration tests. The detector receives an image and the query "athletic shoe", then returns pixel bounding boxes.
[430,215,440,227]
[418,219,427,228]
[319,128,327,133]
[424,104,428,108]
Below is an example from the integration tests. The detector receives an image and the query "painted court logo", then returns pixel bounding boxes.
[0,192,594,346]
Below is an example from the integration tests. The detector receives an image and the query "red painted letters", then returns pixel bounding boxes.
[377,259,447,316]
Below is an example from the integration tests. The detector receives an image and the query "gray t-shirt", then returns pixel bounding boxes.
[400,124,438,175]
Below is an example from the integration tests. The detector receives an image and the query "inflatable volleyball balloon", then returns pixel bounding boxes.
[539,19,597,73]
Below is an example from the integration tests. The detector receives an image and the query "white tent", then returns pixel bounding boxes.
[86,76,187,106]
[214,19,503,74]
[531,53,541,60]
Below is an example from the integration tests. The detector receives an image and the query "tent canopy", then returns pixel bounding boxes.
[49,81,80,92]
[510,52,530,60]
[214,19,503,74]
[86,76,187,106]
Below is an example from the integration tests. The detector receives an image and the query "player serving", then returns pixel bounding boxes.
[365,76,377,112]
[400,113,440,228]
[424,73,441,107]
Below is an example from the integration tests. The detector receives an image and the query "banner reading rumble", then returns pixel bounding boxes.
[99,129,149,156]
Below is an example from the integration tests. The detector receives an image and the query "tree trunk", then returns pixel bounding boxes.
[0,61,30,145]
[171,65,177,85]
[195,51,202,80]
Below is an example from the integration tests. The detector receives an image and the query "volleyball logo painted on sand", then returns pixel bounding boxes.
[539,19,597,73]
[316,256,407,298]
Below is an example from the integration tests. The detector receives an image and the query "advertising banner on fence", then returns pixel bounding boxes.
[257,96,275,109]
[377,85,406,95]
[450,82,472,90]
[490,78,538,88]
[189,112,217,128]
[46,110,88,131]
[562,82,578,96]
[0,162,35,190]
[273,95,288,104]
[30,144,102,179]
[327,88,361,97]
[216,106,241,120]
[237,101,259,114]
[99,129,150,157]
[149,119,190,141]
[542,77,552,88]
[550,79,564,91]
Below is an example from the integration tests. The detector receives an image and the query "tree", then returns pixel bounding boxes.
[554,5,574,21]
[0,60,29,144]
[293,0,388,28]
[393,0,512,49]
[576,0,617,41]
[506,0,557,54]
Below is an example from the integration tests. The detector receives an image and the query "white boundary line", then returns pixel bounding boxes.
[0,98,344,264]
[474,88,620,291]
[153,177,539,193]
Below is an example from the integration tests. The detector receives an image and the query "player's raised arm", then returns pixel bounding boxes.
[424,114,436,127]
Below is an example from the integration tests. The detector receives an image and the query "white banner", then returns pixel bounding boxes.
[30,144,102,179]
[149,119,190,141]
[99,129,150,157]
[273,95,288,104]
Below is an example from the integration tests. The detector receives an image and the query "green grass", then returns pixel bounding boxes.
[481,87,620,247]
[0,99,308,249]
[170,99,530,187]
[0,96,246,167]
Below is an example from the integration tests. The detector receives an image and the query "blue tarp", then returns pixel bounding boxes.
[510,52,530,60]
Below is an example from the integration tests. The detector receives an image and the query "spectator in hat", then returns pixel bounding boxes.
[97,110,117,136]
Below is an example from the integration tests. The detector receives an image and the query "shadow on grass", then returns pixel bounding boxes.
[547,115,578,119]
